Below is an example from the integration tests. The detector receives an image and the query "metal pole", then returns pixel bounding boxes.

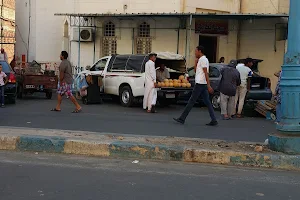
[132,28,134,54]
[0,0,3,49]
[188,14,192,64]
[185,17,188,60]
[27,0,31,62]
[268,0,300,154]
[93,26,96,63]
[78,17,81,73]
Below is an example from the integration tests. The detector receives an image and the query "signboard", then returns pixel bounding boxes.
[195,19,228,35]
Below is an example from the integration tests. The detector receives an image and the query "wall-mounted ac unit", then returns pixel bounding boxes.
[72,27,94,42]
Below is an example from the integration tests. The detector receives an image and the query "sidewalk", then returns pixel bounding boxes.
[0,127,299,171]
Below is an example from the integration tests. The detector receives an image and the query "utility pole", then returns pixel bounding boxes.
[269,0,300,154]
[1,0,3,49]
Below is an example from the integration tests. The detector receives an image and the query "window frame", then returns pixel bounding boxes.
[90,58,108,71]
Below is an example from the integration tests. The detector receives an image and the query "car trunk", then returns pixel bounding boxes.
[249,76,269,90]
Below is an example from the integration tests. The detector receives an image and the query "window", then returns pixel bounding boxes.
[104,22,115,37]
[187,66,220,78]
[187,67,195,77]
[209,66,220,78]
[102,22,117,56]
[138,22,150,37]
[126,55,145,72]
[136,22,152,54]
[91,58,108,71]
[111,55,129,71]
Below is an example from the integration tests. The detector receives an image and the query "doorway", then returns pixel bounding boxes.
[199,35,217,63]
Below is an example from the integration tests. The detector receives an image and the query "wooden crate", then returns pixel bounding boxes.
[255,100,277,120]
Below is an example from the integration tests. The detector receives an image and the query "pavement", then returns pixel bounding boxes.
[0,151,299,200]
[0,95,275,143]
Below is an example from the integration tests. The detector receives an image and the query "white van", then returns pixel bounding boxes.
[76,52,189,107]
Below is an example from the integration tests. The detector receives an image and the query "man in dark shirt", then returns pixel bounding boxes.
[218,60,241,120]
[51,51,82,113]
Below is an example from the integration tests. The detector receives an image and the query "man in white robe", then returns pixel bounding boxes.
[143,53,157,113]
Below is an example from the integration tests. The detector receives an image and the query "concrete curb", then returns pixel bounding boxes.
[0,127,299,171]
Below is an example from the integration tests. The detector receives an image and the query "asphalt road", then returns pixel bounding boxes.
[0,95,275,142]
[0,151,299,200]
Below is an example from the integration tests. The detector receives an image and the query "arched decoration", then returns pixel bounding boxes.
[138,22,150,38]
[63,20,69,37]
[104,21,116,37]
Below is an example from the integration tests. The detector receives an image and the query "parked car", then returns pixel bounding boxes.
[76,52,190,107]
[0,60,17,103]
[177,60,272,109]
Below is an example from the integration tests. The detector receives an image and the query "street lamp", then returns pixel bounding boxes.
[268,0,300,154]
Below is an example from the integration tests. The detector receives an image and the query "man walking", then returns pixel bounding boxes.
[143,53,157,113]
[173,46,217,126]
[219,60,241,120]
[234,58,253,118]
[51,51,82,113]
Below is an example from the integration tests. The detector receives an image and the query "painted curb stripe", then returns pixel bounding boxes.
[16,136,65,153]
[1,135,300,171]
[109,142,184,161]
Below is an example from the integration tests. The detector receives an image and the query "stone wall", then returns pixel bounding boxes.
[1,0,15,62]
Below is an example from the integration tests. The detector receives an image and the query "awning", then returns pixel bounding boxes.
[54,12,288,20]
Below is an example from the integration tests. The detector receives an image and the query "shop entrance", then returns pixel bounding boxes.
[199,35,217,63]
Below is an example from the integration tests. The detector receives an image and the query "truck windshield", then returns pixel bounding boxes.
[91,58,108,71]
[0,61,12,73]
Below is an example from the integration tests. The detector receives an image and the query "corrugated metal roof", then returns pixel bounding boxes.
[54,12,288,19]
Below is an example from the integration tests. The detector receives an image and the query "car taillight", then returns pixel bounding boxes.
[8,73,16,83]
[267,79,271,89]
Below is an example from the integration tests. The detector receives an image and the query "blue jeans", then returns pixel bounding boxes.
[179,84,217,122]
[0,86,4,105]
[276,103,281,123]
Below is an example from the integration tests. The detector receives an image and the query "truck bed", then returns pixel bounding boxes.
[22,75,58,89]
[158,87,193,92]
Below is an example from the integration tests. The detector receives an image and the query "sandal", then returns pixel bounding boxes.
[72,109,82,113]
[51,108,61,112]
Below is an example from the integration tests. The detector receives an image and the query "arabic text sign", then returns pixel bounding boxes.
[195,19,228,35]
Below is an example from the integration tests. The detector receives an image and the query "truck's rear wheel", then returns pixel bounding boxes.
[120,86,134,107]
[46,91,53,99]
[17,85,23,99]
[158,98,172,107]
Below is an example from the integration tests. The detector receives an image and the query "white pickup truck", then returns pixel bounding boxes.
[76,52,191,107]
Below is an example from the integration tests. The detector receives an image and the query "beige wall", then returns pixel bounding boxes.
[184,0,240,13]
[241,0,289,14]
[73,0,181,14]
[239,18,287,92]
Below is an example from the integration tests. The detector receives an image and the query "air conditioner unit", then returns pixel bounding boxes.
[72,27,94,42]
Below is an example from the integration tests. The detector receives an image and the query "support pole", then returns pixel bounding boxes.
[78,17,81,73]
[268,0,300,154]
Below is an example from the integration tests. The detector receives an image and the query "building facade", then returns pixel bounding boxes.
[1,0,15,62]
[15,0,289,92]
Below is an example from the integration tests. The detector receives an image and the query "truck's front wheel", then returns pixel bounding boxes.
[158,98,172,107]
[120,86,134,107]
